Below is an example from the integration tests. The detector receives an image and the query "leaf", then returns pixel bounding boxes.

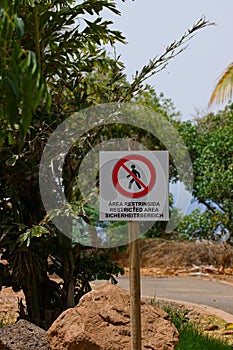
[3,78,18,125]
[19,226,49,247]
[14,15,24,39]
[225,323,233,330]
[209,62,233,106]
[20,51,45,134]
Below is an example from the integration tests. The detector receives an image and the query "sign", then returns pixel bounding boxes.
[99,151,169,221]
[112,154,156,198]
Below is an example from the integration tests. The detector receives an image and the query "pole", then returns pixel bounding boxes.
[127,137,141,350]
[128,221,141,350]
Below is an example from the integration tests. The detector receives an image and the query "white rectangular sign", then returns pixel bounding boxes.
[99,151,169,221]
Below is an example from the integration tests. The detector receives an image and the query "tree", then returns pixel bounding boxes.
[178,105,233,240]
[0,0,212,328]
[0,0,128,328]
[209,62,233,106]
[0,0,48,146]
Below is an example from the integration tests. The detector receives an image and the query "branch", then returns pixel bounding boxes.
[121,17,215,101]
[34,6,41,62]
[199,200,216,213]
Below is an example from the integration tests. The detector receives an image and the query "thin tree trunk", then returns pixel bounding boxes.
[63,237,75,308]
[23,274,41,326]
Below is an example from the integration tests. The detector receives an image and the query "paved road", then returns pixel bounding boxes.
[114,276,233,317]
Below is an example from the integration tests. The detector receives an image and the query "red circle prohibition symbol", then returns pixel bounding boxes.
[112,154,156,198]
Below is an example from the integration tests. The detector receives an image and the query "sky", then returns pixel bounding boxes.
[103,0,233,120]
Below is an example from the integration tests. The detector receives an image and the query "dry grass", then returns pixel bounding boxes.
[115,239,233,272]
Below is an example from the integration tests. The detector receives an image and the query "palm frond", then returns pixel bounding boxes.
[209,62,233,106]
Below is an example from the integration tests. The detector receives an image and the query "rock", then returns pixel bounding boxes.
[0,319,50,350]
[204,324,219,331]
[47,284,179,350]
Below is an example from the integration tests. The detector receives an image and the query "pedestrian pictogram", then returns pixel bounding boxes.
[127,164,141,189]
[99,151,169,221]
[112,154,156,199]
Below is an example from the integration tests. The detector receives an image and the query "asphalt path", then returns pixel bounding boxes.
[93,276,233,321]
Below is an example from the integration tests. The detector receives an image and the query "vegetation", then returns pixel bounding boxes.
[0,315,14,328]
[1,0,231,338]
[177,105,233,240]
[0,0,130,328]
[166,307,231,350]
[0,0,213,329]
[0,318,6,328]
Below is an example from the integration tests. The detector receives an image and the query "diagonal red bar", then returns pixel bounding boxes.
[122,163,147,190]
